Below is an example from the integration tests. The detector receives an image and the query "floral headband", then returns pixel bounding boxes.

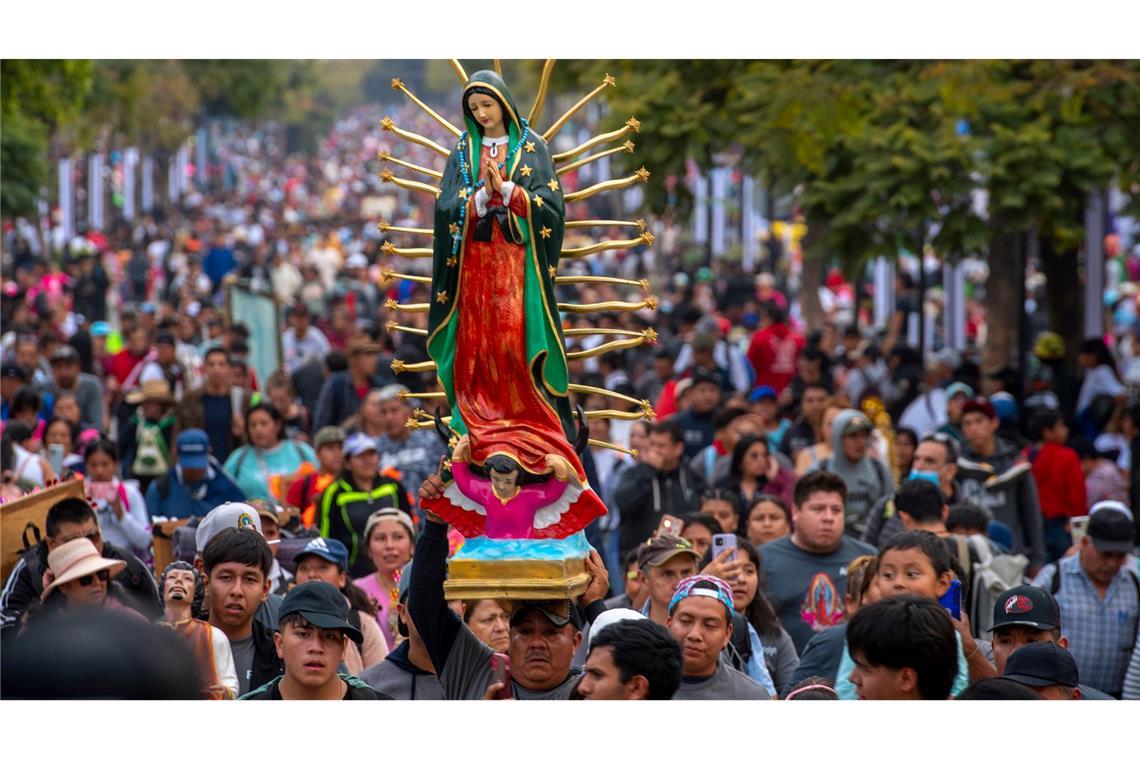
[668,574,734,618]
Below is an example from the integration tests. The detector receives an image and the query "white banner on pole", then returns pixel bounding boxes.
[711,168,729,259]
[141,156,154,213]
[196,127,208,190]
[88,154,104,230]
[693,171,708,245]
[58,158,74,241]
[168,154,180,203]
[742,176,758,273]
[873,257,896,330]
[123,148,138,222]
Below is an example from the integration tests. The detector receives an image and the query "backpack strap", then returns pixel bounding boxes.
[1050,561,1062,596]
[22,522,42,552]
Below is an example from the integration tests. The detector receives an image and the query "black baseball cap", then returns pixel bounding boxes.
[1,365,27,382]
[155,331,176,346]
[1087,508,1134,554]
[49,345,80,364]
[989,585,1060,632]
[277,581,363,644]
[1001,641,1079,689]
[509,599,585,630]
[689,367,720,388]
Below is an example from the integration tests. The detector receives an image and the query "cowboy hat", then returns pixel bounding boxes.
[126,379,175,405]
[41,538,127,601]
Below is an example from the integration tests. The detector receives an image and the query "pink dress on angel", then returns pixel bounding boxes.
[428,461,592,540]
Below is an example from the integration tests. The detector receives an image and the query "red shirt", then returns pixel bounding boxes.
[747,323,804,392]
[107,349,147,385]
[1028,442,1088,520]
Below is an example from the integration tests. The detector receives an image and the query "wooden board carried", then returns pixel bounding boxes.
[0,479,86,586]
[150,518,191,582]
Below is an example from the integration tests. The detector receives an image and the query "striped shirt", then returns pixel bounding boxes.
[1032,555,1140,697]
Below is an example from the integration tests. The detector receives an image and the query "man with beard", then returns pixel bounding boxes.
[411,472,611,699]
[157,561,238,699]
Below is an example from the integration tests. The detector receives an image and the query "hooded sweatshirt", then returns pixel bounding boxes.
[957,437,1046,567]
[810,409,893,534]
[359,640,443,700]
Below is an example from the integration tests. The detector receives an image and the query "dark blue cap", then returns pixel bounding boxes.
[176,428,210,469]
[294,537,349,572]
[749,385,777,403]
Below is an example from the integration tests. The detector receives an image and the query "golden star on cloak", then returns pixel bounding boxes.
[540,226,552,239]
[533,194,544,209]
[546,179,559,192]
[520,165,533,177]
[449,223,459,235]
[458,188,469,200]
[548,266,557,278]
[446,256,458,268]
[524,141,536,153]
[436,291,449,304]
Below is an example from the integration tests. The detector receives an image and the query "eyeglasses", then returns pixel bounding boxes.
[77,570,110,587]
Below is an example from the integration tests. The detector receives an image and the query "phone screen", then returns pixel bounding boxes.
[657,514,682,538]
[489,652,512,699]
[712,533,738,558]
[938,579,962,620]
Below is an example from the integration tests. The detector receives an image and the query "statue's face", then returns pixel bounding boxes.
[467,93,504,135]
[164,568,197,605]
[490,468,519,499]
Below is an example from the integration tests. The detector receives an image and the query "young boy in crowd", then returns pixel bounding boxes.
[846,594,959,700]
[241,581,381,700]
[200,526,282,696]
[834,530,996,698]
[667,575,770,700]
[577,618,683,700]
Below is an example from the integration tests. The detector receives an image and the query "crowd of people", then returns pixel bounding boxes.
[2,97,1140,702]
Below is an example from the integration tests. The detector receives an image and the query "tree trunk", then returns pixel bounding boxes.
[1039,232,1082,377]
[799,210,826,332]
[982,217,1026,372]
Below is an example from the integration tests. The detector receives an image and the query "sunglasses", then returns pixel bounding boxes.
[77,570,110,587]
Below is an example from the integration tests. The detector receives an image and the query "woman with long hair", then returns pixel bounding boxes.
[701,537,799,694]
[223,403,317,502]
[83,437,152,562]
[716,434,797,523]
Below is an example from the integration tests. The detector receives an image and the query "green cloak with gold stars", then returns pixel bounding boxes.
[426,70,576,453]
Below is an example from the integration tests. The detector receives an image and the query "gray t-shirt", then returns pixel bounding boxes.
[440,623,581,700]
[673,662,770,700]
[230,636,255,696]
[360,657,444,700]
[759,535,877,653]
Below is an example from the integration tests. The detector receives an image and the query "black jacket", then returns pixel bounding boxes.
[312,371,378,432]
[614,462,705,553]
[248,616,285,694]
[240,673,384,700]
[1,539,161,643]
